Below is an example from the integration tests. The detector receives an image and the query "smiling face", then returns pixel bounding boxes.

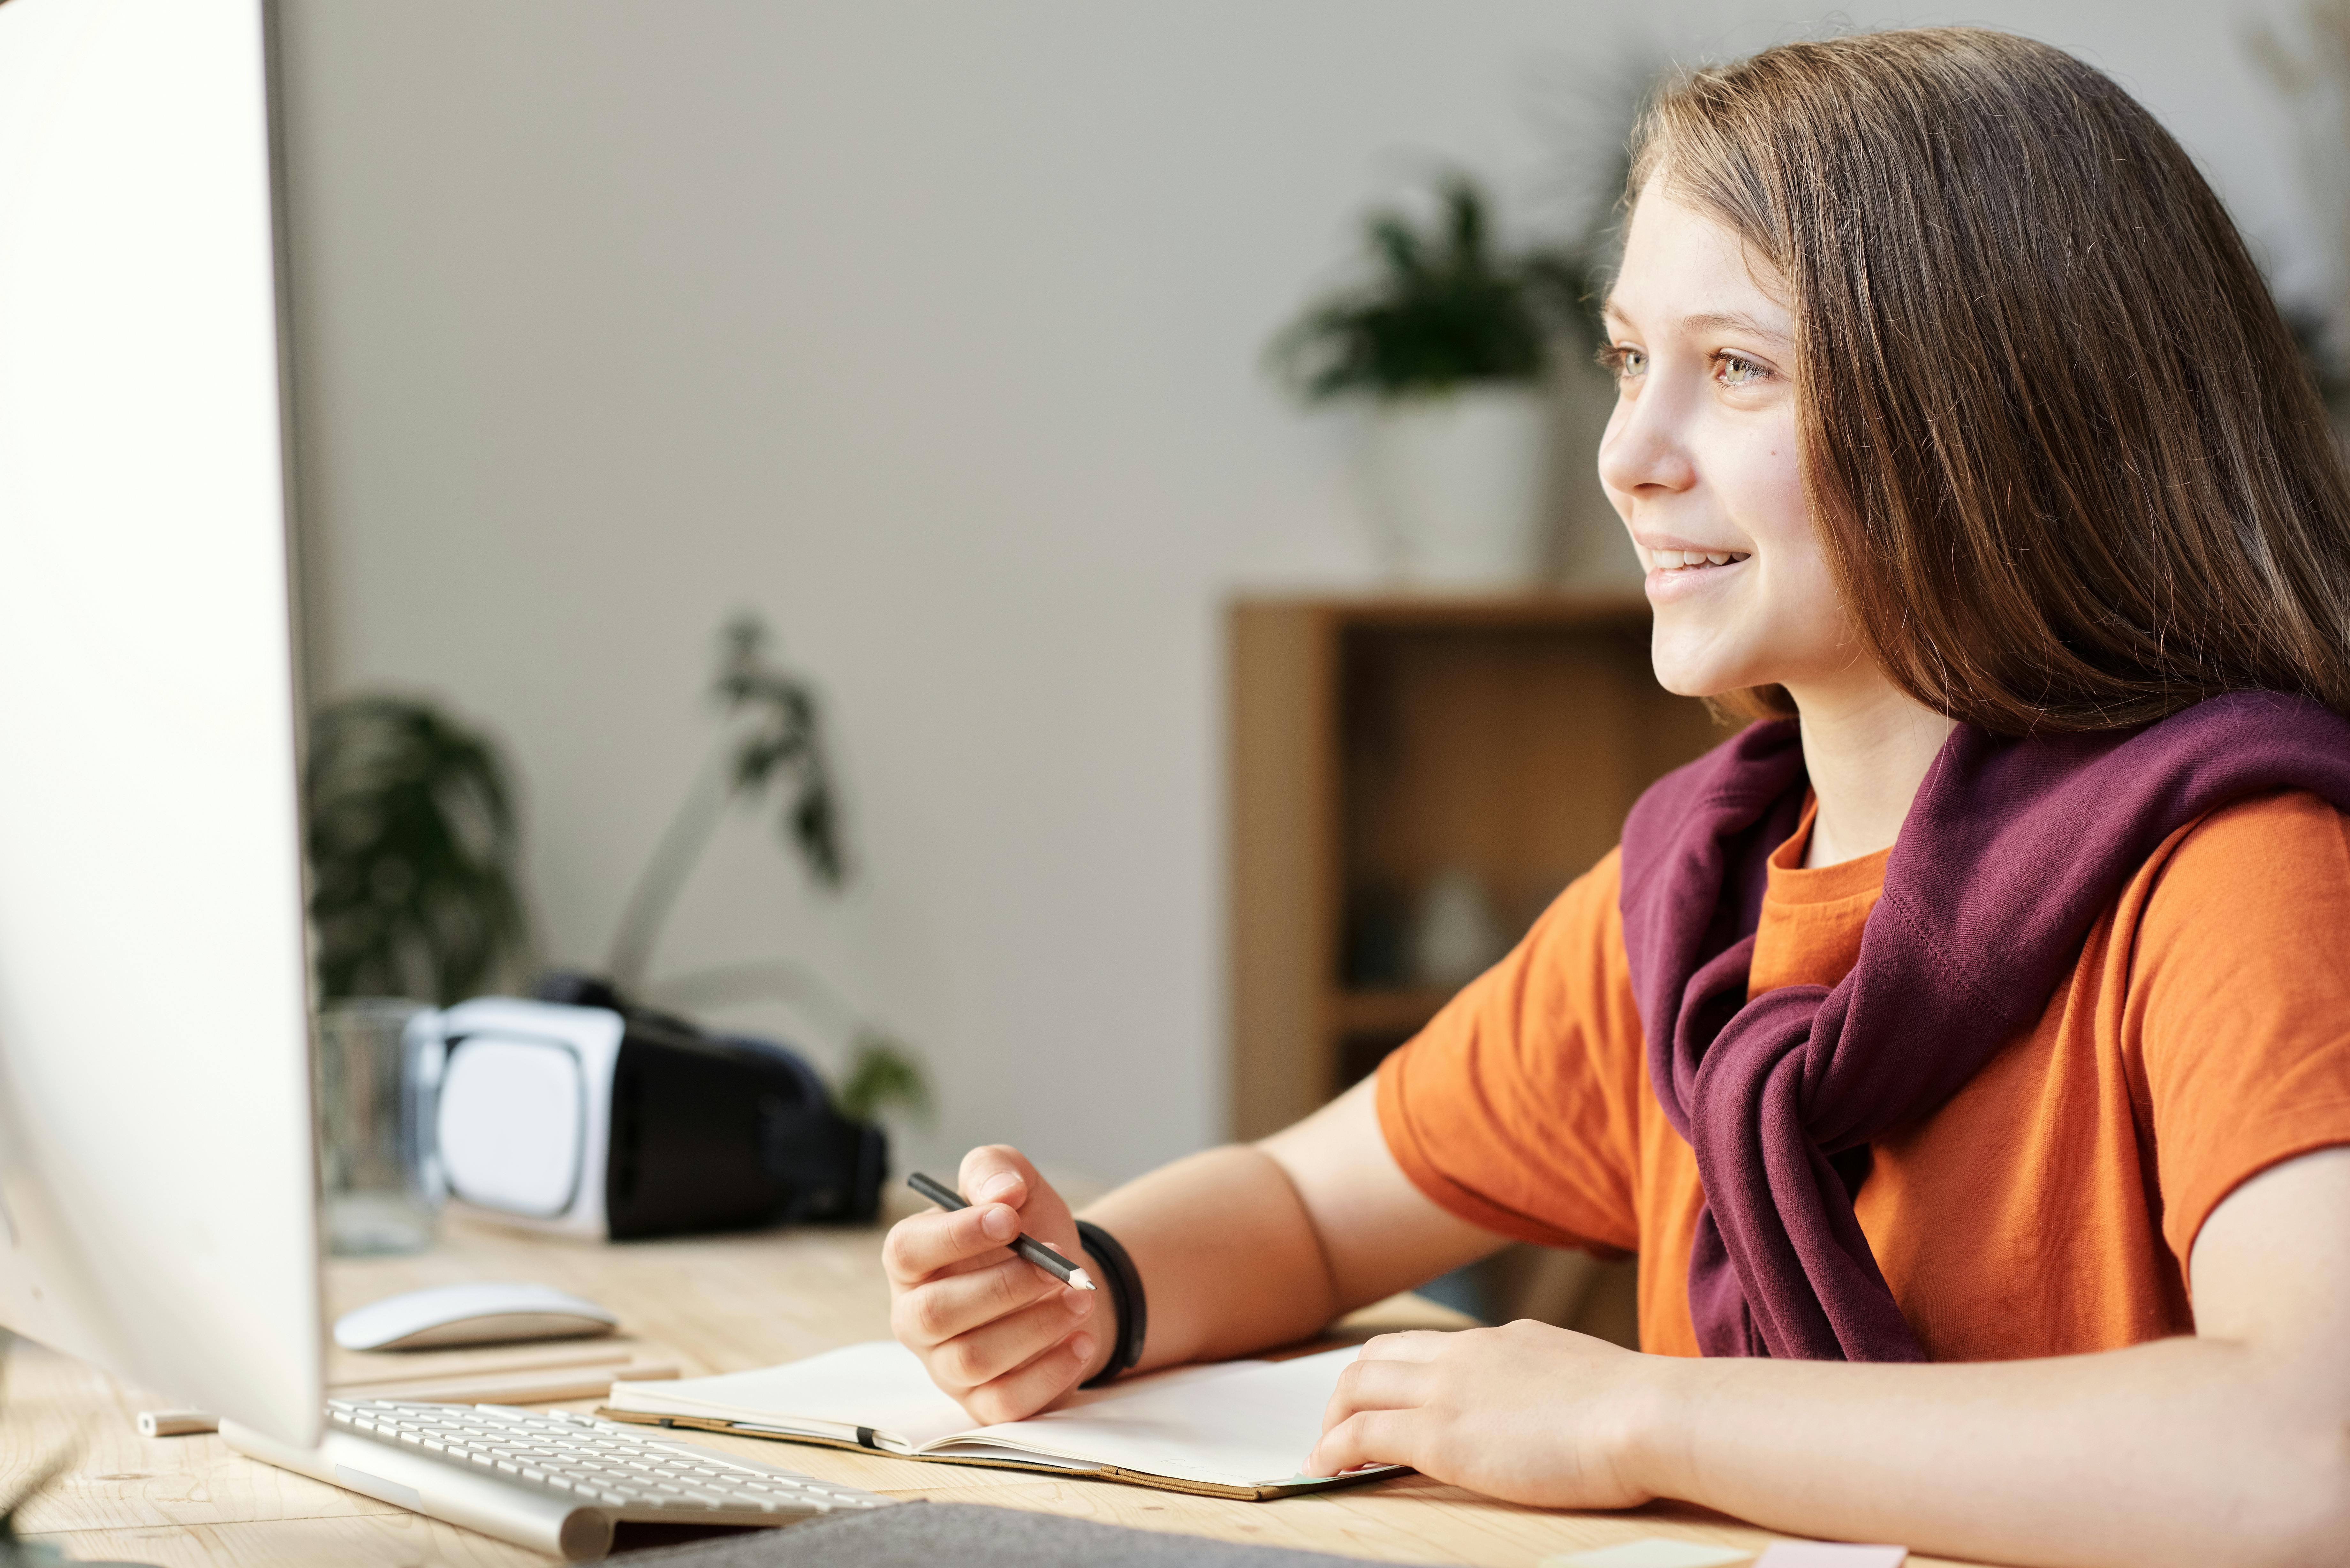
[1598,186,1863,705]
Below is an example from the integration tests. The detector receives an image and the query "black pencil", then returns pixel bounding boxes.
[906,1171,1096,1290]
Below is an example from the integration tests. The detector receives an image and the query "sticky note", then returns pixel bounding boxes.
[1543,1538,1754,1568]
[1755,1545,1907,1568]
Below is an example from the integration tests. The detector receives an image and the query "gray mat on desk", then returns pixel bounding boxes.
[617,1502,1431,1567]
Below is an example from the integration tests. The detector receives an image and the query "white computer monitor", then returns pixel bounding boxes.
[0,0,321,1446]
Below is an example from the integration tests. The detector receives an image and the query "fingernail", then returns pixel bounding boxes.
[980,1204,1019,1241]
[977,1173,1019,1202]
[1065,1289,1095,1316]
[1068,1333,1095,1364]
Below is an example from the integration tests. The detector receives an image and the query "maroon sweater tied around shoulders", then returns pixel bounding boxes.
[1617,690,2350,1361]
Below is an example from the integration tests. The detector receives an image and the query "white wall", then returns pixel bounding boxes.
[277,0,2317,1183]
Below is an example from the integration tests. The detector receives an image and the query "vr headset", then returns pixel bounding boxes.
[403,995,885,1240]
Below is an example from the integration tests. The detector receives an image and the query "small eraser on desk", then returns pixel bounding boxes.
[1756,1545,1906,1568]
[1544,1538,1753,1568]
[138,1410,217,1437]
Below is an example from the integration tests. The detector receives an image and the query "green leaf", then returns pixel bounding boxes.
[1267,171,1561,401]
[711,614,846,889]
[836,1032,931,1124]
[305,695,530,1005]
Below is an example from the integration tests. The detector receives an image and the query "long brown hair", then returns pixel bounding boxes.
[1632,27,2350,733]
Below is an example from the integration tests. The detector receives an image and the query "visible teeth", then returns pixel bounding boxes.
[1643,548,1750,570]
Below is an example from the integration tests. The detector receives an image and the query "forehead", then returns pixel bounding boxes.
[1605,186,1792,334]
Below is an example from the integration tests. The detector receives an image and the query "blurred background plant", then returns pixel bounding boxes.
[1265,51,1651,410]
[1263,92,1654,592]
[605,614,842,991]
[305,695,530,1005]
[607,613,930,1125]
[1269,174,1565,402]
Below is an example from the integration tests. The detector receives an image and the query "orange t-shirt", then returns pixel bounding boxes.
[1376,789,2350,1359]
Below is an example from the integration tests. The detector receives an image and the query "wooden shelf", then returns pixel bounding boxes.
[1327,987,1456,1037]
[1228,591,1722,1140]
[1256,588,1648,621]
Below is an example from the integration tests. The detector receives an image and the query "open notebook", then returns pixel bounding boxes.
[597,1342,1398,1500]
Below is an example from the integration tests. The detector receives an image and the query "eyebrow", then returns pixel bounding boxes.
[1599,300,1792,345]
[1681,310,1791,343]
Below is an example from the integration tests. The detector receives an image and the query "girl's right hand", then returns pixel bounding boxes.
[883,1144,1107,1423]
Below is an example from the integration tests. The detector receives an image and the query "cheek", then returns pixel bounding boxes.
[1737,440,1853,659]
[1727,433,1838,600]
[1728,434,1810,555]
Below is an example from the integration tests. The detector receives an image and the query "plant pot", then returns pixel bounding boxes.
[1354,385,1550,588]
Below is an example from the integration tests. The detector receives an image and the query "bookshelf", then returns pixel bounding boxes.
[1227,592,1721,1141]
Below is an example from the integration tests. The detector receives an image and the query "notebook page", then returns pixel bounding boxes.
[609,1341,974,1451]
[929,1346,1369,1489]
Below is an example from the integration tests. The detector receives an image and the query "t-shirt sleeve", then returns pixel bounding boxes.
[2130,789,2350,1270]
[1375,848,1647,1255]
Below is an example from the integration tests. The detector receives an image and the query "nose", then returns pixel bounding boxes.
[1596,380,1697,502]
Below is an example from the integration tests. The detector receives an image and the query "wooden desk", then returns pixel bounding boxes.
[8,1207,1991,1567]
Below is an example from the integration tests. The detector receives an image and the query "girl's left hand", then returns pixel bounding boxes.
[1304,1320,1666,1509]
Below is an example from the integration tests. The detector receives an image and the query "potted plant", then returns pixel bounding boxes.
[595,614,930,1126]
[305,695,531,1005]
[1272,175,1572,587]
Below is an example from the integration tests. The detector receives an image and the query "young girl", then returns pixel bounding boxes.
[884,29,2350,1566]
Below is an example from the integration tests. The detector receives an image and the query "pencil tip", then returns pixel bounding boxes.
[1070,1269,1097,1291]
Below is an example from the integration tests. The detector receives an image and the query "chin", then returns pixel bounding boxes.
[1650,665,1720,699]
[1648,640,1768,702]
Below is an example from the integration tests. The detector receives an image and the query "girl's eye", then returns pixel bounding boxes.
[1713,351,1769,388]
[1598,343,1646,382]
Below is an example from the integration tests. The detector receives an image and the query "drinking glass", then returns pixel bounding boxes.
[315,997,441,1255]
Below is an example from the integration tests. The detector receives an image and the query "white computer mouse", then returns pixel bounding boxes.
[332,1281,620,1352]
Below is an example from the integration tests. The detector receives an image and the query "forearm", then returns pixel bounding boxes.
[1643,1337,2350,1568]
[1074,1144,1338,1376]
[1072,1081,1506,1382]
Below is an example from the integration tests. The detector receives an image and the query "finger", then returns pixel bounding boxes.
[958,1144,1039,1210]
[881,1200,1024,1285]
[1320,1355,1431,1433]
[893,1253,1070,1349]
[1305,1409,1417,1478]
[957,1330,1097,1427]
[933,1286,1099,1392]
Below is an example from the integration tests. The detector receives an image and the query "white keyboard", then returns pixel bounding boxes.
[221,1399,893,1561]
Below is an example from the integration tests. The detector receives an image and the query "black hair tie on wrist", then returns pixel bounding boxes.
[1074,1219,1147,1387]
